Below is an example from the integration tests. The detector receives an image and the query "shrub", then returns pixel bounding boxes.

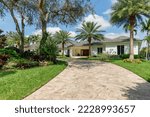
[120,54,140,59]
[22,50,35,58]
[97,53,110,61]
[39,36,58,63]
[110,55,121,60]
[6,47,20,53]
[15,59,39,69]
[123,59,142,64]
[0,48,19,58]
[120,54,129,59]
[0,54,10,69]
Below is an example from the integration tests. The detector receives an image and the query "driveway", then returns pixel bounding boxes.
[25,60,150,100]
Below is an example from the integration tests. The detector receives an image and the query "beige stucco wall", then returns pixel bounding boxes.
[69,46,89,57]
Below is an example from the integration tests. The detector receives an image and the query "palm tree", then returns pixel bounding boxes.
[123,24,137,35]
[76,22,104,57]
[6,32,20,47]
[141,19,150,60]
[141,19,150,35]
[110,0,150,60]
[54,30,71,56]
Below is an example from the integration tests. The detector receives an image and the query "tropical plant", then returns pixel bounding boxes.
[40,34,58,63]
[110,0,150,60]
[123,24,137,35]
[141,19,150,35]
[76,22,104,57]
[6,32,20,47]
[54,30,71,56]
[27,35,41,45]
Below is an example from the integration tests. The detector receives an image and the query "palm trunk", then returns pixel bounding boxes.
[88,37,92,57]
[129,16,135,60]
[62,42,65,57]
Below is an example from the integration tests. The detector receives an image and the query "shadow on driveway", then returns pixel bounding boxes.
[68,60,106,70]
[122,82,150,100]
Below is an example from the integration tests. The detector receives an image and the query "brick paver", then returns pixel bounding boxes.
[25,60,150,100]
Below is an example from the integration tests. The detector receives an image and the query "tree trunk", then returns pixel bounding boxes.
[129,16,135,60]
[88,37,92,57]
[1,0,25,54]
[19,14,25,53]
[38,0,48,55]
[39,19,47,54]
[62,42,65,57]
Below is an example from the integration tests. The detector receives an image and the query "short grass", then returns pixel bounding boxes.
[111,60,150,82]
[0,61,67,100]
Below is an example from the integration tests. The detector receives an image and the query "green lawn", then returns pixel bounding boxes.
[111,60,150,82]
[0,61,67,100]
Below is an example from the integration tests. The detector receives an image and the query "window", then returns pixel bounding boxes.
[97,48,103,54]
[117,45,124,55]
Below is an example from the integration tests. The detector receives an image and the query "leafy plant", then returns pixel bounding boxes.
[39,34,58,63]
[15,59,39,69]
[120,54,140,59]
[0,48,19,58]
[54,30,71,56]
[0,54,10,69]
[97,53,110,61]
[123,59,142,64]
[76,21,104,57]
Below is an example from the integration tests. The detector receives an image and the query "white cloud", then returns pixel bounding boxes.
[69,31,77,38]
[33,27,61,35]
[112,0,117,4]
[33,27,76,38]
[78,14,111,29]
[103,9,112,15]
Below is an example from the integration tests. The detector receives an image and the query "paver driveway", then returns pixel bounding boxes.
[25,60,150,100]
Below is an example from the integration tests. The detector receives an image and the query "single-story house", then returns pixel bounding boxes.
[58,36,142,58]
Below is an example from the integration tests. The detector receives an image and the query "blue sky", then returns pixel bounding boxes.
[0,0,147,40]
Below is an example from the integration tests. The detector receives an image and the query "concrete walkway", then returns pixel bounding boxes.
[25,60,150,100]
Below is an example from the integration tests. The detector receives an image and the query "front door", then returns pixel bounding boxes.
[82,49,89,56]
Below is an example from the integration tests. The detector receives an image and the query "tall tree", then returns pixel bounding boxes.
[0,0,34,53]
[76,22,104,57]
[54,30,71,56]
[110,0,150,60]
[28,0,92,54]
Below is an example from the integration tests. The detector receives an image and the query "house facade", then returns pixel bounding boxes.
[59,36,142,58]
